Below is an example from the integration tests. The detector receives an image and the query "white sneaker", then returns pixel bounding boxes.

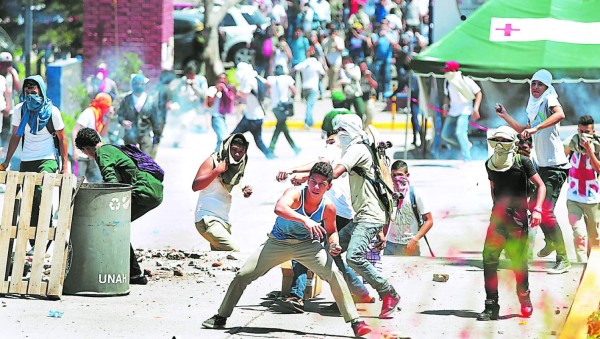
[547,260,571,274]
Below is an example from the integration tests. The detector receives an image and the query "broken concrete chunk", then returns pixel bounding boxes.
[433,274,449,282]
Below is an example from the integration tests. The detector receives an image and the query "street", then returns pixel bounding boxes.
[2,104,584,338]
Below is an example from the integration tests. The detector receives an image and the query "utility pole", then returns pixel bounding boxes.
[428,0,434,45]
[25,0,33,76]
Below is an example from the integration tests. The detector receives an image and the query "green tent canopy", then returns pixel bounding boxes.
[411,0,600,83]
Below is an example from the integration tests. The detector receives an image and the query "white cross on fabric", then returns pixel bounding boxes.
[489,18,600,44]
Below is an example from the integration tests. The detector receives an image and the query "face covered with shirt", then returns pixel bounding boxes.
[487,126,519,172]
[333,114,369,152]
[130,74,149,95]
[18,75,53,136]
[216,133,249,187]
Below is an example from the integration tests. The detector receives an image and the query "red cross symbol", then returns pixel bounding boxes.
[570,154,599,196]
[496,23,520,36]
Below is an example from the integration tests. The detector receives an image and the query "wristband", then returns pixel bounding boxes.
[533,207,543,213]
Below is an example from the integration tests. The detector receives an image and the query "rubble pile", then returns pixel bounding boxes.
[134,249,243,282]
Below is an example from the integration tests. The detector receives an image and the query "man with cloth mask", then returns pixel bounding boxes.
[496,69,572,274]
[192,133,253,251]
[0,75,69,245]
[441,60,482,161]
[71,93,113,182]
[478,126,546,321]
[117,74,160,156]
[563,115,600,263]
[331,114,401,319]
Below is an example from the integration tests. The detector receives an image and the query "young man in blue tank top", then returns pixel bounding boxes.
[202,162,372,337]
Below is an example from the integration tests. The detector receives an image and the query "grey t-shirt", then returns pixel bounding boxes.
[528,96,569,168]
[340,143,386,224]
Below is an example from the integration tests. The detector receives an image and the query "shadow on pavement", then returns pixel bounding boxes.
[226,326,355,338]
[420,309,522,320]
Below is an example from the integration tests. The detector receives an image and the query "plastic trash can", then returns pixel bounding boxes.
[63,183,132,296]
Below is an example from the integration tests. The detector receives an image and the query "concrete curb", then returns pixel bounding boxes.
[262,119,433,131]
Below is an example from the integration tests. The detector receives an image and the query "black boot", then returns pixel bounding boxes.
[518,290,533,317]
[477,299,500,321]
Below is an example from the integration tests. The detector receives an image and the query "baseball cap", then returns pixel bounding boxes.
[442,60,460,73]
[0,52,12,63]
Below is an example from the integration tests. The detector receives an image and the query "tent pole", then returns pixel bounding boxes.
[403,71,412,160]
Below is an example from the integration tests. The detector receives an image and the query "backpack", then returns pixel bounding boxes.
[116,144,165,182]
[252,76,267,104]
[352,136,396,223]
[409,186,423,227]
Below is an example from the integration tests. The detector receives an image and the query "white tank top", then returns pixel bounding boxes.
[194,177,232,223]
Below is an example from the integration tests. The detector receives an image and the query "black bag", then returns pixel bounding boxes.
[275,101,294,117]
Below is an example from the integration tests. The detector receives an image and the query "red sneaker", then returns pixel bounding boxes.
[379,288,401,319]
[351,320,372,337]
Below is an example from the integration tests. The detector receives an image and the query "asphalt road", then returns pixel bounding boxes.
[1,99,586,338]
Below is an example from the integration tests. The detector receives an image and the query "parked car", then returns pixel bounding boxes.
[218,5,270,64]
[173,10,205,72]
[173,4,270,70]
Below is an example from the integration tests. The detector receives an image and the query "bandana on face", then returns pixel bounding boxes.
[570,132,600,154]
[487,126,519,172]
[89,93,113,132]
[213,133,249,187]
[17,75,53,136]
[130,74,148,95]
[333,114,369,152]
[526,69,558,122]
[392,175,410,208]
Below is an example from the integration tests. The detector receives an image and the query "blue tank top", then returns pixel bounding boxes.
[270,187,328,240]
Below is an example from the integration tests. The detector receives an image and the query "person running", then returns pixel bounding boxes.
[201,162,372,338]
[267,65,300,155]
[231,62,275,159]
[74,127,164,285]
[478,126,546,321]
[496,69,571,274]
[192,133,252,251]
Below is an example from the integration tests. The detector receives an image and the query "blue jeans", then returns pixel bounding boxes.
[373,58,392,96]
[290,249,370,299]
[441,114,471,160]
[302,88,317,127]
[338,221,391,295]
[212,115,227,152]
[410,101,421,142]
[232,116,273,158]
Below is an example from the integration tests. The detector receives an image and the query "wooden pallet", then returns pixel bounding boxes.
[0,171,76,299]
[560,247,600,339]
